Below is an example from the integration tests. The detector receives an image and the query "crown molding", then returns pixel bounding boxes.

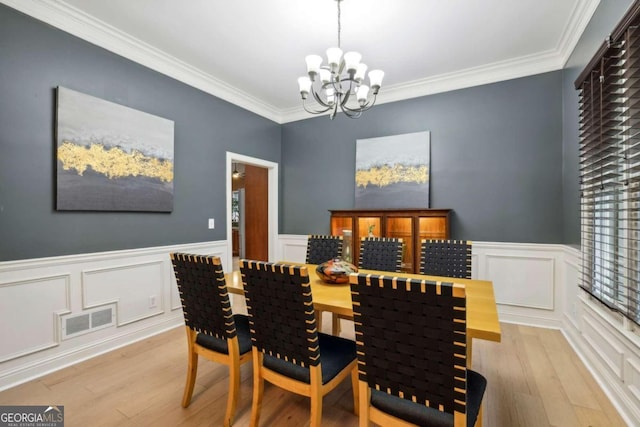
[0,0,282,123]
[280,0,601,124]
[280,49,563,123]
[2,0,599,125]
[558,0,601,66]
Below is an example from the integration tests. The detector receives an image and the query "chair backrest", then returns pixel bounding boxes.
[240,260,320,368]
[170,253,238,341]
[358,237,403,272]
[420,239,472,279]
[306,235,343,264]
[350,273,468,420]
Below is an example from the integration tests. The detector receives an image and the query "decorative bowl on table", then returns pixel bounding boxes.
[316,258,358,284]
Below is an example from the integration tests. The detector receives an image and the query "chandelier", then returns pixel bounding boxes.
[297,0,384,119]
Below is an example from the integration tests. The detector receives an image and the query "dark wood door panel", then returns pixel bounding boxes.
[244,164,268,261]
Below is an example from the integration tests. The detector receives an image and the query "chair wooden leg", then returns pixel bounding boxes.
[309,366,323,427]
[250,350,264,427]
[351,367,359,416]
[475,402,484,427]
[358,381,370,427]
[182,328,198,407]
[224,339,242,427]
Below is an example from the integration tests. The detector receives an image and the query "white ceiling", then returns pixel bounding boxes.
[3,0,600,123]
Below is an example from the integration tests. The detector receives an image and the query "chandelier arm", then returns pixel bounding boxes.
[339,105,362,119]
[327,77,346,98]
[343,93,378,113]
[310,85,330,107]
[340,84,353,107]
[362,93,379,110]
[341,104,364,113]
[302,98,333,115]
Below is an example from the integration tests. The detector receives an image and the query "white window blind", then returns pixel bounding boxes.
[576,2,640,324]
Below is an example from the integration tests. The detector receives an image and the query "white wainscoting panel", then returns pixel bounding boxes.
[563,249,581,330]
[0,240,227,391]
[276,234,308,264]
[169,271,182,311]
[471,253,480,279]
[0,275,70,362]
[562,245,640,425]
[582,312,625,378]
[473,242,565,327]
[82,261,165,326]
[486,254,555,310]
[625,358,640,403]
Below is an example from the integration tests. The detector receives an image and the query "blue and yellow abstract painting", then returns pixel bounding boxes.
[355,131,430,209]
[56,87,174,211]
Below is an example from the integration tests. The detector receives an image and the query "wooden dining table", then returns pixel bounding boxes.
[226,263,501,367]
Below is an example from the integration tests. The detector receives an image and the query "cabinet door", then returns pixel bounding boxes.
[386,216,413,272]
[358,217,381,238]
[418,216,448,240]
[331,216,353,236]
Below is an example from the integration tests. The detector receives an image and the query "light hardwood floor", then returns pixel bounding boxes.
[0,318,628,426]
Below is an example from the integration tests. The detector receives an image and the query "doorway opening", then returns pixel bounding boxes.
[226,152,278,272]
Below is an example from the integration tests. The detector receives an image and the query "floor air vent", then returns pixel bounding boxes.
[62,307,115,339]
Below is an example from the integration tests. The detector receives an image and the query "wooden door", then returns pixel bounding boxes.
[243,164,268,261]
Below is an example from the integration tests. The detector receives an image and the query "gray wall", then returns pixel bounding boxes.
[3,1,633,261]
[0,5,281,261]
[282,72,564,243]
[561,0,634,246]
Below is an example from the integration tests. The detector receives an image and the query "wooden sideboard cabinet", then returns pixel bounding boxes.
[329,209,451,274]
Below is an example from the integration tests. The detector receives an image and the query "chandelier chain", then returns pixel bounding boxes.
[337,0,341,48]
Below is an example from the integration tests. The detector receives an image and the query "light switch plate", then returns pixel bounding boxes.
[208,218,215,229]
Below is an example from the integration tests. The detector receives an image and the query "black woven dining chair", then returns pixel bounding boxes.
[349,273,487,427]
[239,260,359,427]
[170,253,252,427]
[306,234,343,334]
[358,237,403,272]
[306,234,343,264]
[420,239,472,279]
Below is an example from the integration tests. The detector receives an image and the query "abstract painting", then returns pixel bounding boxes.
[56,87,174,211]
[355,131,430,209]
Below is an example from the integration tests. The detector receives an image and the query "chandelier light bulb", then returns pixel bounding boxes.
[368,69,384,92]
[354,63,368,83]
[319,69,331,85]
[344,51,362,74]
[305,55,323,76]
[357,85,370,105]
[298,76,312,99]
